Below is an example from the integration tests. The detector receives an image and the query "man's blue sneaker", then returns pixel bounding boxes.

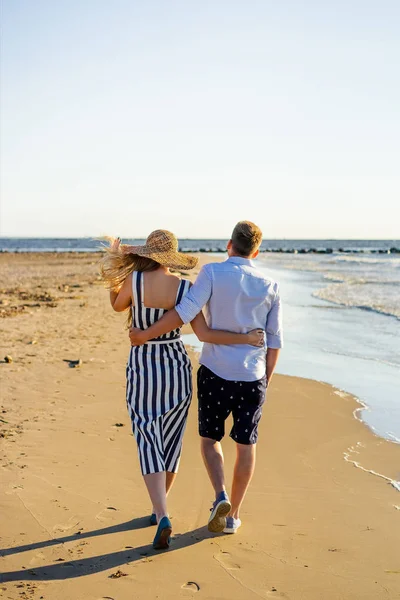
[208,491,231,533]
[223,516,242,534]
[153,516,172,550]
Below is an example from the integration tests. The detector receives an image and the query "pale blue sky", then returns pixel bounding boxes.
[1,1,399,238]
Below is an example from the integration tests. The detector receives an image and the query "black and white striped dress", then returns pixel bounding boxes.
[126,271,192,475]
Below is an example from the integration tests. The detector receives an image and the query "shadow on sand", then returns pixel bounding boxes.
[0,519,215,582]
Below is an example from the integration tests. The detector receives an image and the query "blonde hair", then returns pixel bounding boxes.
[231,221,262,256]
[99,237,159,327]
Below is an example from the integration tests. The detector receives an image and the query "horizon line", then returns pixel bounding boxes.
[0,236,399,242]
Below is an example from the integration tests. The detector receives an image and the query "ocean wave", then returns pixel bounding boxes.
[334,255,400,266]
[321,347,400,368]
[260,253,400,320]
[313,282,400,320]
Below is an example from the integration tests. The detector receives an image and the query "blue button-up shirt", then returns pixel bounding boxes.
[176,256,283,381]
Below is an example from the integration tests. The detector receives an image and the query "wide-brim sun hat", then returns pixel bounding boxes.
[123,230,198,271]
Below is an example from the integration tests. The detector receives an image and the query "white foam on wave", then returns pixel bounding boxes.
[344,443,400,498]
[334,390,350,399]
[334,255,400,265]
[261,252,400,319]
[312,282,400,320]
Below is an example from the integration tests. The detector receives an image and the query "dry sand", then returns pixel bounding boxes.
[0,252,399,600]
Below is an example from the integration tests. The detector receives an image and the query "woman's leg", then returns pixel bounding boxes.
[144,472,168,522]
[148,394,192,518]
[166,471,177,495]
[141,421,169,521]
[150,471,176,516]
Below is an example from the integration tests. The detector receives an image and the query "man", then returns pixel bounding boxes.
[129,221,283,534]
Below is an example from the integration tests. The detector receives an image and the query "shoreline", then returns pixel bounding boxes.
[255,256,400,443]
[182,334,400,450]
[185,335,400,493]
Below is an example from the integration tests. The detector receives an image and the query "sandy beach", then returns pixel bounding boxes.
[1,252,399,600]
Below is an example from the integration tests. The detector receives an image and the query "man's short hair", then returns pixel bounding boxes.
[231,221,263,257]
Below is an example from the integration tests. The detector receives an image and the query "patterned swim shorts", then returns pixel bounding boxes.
[197,365,267,445]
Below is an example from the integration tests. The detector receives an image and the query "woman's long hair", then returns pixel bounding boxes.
[100,237,159,327]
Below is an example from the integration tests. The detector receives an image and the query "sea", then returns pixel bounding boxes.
[2,237,399,444]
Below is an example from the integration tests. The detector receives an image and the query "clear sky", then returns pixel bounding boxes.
[1,0,399,239]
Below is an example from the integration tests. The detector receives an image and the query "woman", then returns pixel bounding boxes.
[100,230,263,550]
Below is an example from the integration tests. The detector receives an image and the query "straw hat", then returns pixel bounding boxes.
[123,230,198,270]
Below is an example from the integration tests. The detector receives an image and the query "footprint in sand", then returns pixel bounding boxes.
[266,590,289,598]
[181,582,200,592]
[214,550,241,570]
[53,516,80,533]
[96,506,118,521]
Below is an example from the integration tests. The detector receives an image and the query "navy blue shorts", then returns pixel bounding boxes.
[197,365,267,445]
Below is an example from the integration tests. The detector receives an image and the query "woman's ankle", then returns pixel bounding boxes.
[156,511,169,522]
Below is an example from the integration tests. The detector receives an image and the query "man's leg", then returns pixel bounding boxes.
[227,374,266,529]
[229,442,256,519]
[200,437,226,496]
[197,365,230,498]
[201,437,231,532]
[197,365,233,532]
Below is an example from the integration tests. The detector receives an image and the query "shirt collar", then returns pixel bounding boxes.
[227,256,255,267]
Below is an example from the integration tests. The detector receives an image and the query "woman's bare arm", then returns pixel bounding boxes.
[190,312,264,346]
[110,273,132,312]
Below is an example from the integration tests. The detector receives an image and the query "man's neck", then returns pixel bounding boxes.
[229,253,252,260]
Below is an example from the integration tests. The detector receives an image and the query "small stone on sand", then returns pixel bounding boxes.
[109,569,128,579]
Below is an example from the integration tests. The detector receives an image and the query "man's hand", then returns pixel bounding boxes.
[129,327,148,346]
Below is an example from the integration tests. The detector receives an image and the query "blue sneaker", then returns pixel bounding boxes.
[153,516,172,550]
[224,516,242,534]
[149,513,157,526]
[208,491,231,533]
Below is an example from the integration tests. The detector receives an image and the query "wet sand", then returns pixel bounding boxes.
[1,252,399,599]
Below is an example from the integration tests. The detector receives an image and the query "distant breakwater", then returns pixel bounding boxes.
[179,246,400,255]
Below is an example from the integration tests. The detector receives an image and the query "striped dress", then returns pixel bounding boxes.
[126,271,192,475]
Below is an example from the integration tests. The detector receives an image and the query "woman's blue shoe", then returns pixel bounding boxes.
[153,516,172,550]
[149,513,157,526]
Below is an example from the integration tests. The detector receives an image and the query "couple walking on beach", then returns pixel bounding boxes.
[101,221,283,550]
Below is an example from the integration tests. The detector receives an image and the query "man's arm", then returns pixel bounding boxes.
[265,284,283,381]
[129,266,213,345]
[191,312,264,346]
[266,348,280,382]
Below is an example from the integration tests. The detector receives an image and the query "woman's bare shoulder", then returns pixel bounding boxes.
[168,272,181,282]
[124,272,133,286]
